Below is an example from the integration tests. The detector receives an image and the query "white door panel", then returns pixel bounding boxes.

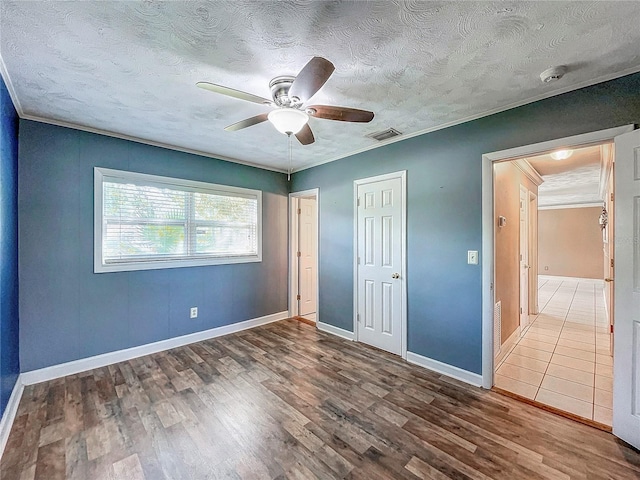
[613,128,640,449]
[357,176,403,355]
[298,197,317,317]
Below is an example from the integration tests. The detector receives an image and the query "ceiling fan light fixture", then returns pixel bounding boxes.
[550,149,574,161]
[268,108,309,135]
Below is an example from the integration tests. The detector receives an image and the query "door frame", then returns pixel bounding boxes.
[289,188,319,320]
[528,191,539,315]
[353,170,408,359]
[519,184,530,331]
[481,124,634,389]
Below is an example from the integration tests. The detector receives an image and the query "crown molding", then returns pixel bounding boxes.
[0,52,24,116]
[3,47,640,175]
[514,159,544,186]
[538,202,603,210]
[20,114,288,174]
[295,64,640,173]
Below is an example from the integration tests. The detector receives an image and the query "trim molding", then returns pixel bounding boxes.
[495,326,521,365]
[514,159,544,186]
[538,274,604,283]
[0,375,25,461]
[317,322,355,341]
[538,202,603,210]
[297,66,640,173]
[598,143,614,201]
[20,114,288,174]
[21,311,289,386]
[0,53,23,116]
[406,352,483,387]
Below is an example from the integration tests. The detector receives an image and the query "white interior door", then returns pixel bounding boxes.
[519,186,530,330]
[357,175,404,355]
[613,128,640,448]
[298,197,317,318]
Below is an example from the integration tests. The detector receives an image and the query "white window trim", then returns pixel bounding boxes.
[94,167,262,273]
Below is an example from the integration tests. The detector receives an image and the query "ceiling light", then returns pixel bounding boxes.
[268,108,309,135]
[550,149,574,160]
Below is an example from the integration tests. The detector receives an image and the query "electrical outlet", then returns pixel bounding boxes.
[190,307,198,319]
[467,250,479,265]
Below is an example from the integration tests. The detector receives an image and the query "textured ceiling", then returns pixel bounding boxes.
[528,145,604,207]
[2,1,640,172]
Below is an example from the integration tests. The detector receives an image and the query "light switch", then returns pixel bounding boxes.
[467,250,479,265]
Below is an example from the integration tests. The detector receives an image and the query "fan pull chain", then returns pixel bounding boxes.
[288,133,292,181]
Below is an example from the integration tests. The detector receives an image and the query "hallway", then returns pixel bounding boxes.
[495,276,613,426]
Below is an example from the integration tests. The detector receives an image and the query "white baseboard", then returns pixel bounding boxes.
[0,375,24,461]
[21,311,289,386]
[317,322,354,341]
[406,351,483,387]
[495,326,521,365]
[538,274,604,284]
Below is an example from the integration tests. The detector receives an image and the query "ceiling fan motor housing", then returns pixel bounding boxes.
[269,76,299,107]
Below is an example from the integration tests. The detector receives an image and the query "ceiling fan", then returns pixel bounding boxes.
[196,56,374,145]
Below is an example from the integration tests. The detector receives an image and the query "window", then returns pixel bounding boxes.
[94,167,261,273]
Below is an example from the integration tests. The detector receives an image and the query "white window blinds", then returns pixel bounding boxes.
[94,168,262,272]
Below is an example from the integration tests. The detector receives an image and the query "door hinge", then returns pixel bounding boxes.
[611,258,614,268]
[520,307,523,314]
[611,193,614,202]
[610,324,613,333]
[357,197,360,207]
[296,294,301,300]
[297,208,301,214]
[357,256,361,265]
[357,313,361,323]
[297,251,301,257]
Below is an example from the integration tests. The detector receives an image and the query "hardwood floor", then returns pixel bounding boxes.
[2,319,639,479]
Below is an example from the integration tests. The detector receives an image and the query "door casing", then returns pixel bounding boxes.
[353,171,408,359]
[519,185,530,331]
[289,188,319,320]
[481,124,634,390]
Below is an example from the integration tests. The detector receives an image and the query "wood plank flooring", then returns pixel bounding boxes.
[2,319,639,479]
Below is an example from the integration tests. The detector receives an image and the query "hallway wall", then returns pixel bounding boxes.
[538,207,604,279]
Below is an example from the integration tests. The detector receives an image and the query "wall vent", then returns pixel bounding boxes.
[494,301,502,357]
[367,128,402,141]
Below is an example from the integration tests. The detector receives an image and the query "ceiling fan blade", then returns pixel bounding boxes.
[295,124,315,145]
[224,113,269,132]
[289,57,335,103]
[307,105,374,123]
[197,82,272,106]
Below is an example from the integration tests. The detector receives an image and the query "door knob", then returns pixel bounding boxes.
[605,278,614,282]
[392,273,400,279]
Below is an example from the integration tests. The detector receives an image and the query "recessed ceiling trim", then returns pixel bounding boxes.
[20,113,289,174]
[296,64,640,173]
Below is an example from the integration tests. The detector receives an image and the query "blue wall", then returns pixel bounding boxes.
[0,77,20,416]
[292,73,640,374]
[19,121,289,371]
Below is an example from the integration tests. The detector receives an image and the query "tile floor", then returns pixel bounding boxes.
[495,276,613,426]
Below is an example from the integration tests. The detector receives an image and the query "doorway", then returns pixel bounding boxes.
[354,171,407,357]
[289,189,319,323]
[483,125,636,442]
